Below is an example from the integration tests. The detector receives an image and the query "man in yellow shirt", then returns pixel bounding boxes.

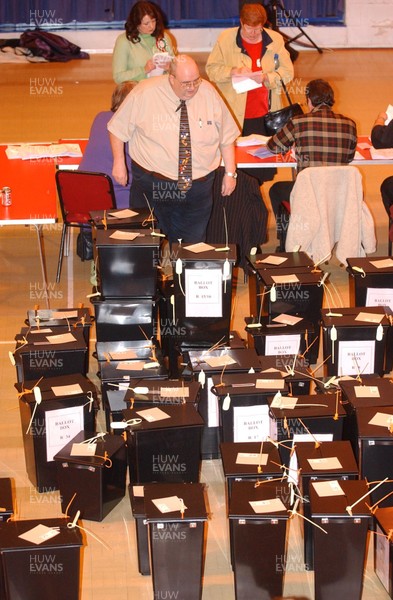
[108,55,240,243]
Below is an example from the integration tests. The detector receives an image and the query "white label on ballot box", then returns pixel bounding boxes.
[338,340,375,376]
[45,405,84,462]
[233,405,270,442]
[207,377,219,428]
[366,287,393,310]
[265,334,301,356]
[185,268,222,317]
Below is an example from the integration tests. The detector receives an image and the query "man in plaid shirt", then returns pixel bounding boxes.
[267,79,357,223]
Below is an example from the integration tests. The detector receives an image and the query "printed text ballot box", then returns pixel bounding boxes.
[296,440,359,571]
[13,327,88,383]
[95,228,160,299]
[245,316,315,360]
[0,518,83,600]
[91,297,157,342]
[124,403,204,484]
[374,507,393,597]
[211,372,287,443]
[184,348,262,459]
[229,480,291,600]
[310,480,371,600]
[347,256,393,308]
[339,375,393,457]
[249,268,324,364]
[321,306,391,376]
[144,483,208,600]
[54,431,127,521]
[16,373,98,492]
[171,243,237,346]
[355,406,393,509]
[0,479,14,522]
[347,257,393,373]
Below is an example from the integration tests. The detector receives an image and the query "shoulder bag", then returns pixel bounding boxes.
[264,73,303,136]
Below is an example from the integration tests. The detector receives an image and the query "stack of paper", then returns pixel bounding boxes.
[6,143,82,160]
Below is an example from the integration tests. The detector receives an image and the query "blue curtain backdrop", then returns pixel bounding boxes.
[0,1,344,32]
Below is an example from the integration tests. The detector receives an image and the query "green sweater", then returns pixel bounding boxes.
[112,32,174,83]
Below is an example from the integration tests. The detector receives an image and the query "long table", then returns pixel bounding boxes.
[235,135,393,169]
[0,145,58,308]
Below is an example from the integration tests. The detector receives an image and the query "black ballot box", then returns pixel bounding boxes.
[347,257,393,373]
[268,392,347,468]
[13,326,88,383]
[107,379,200,429]
[91,297,157,342]
[355,405,393,509]
[246,250,315,314]
[95,339,160,362]
[347,256,393,306]
[339,375,393,456]
[128,485,151,576]
[99,356,167,431]
[296,440,359,570]
[144,482,208,600]
[124,403,204,484]
[257,354,312,396]
[0,479,14,522]
[95,228,161,299]
[184,347,263,459]
[211,372,287,443]
[0,517,83,600]
[374,507,393,597]
[229,480,291,600]
[249,268,324,362]
[321,306,391,377]
[16,373,98,493]
[90,206,154,230]
[220,441,283,506]
[25,307,92,349]
[310,480,371,600]
[245,316,316,363]
[170,242,237,347]
[54,431,127,521]
[221,441,283,568]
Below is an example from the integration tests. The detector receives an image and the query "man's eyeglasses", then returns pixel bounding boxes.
[174,77,202,90]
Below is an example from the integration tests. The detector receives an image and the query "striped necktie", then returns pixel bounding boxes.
[177,100,192,192]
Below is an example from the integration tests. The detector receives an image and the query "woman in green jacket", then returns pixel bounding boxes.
[112,1,175,83]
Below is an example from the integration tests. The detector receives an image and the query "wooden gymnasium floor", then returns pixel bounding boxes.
[0,49,392,599]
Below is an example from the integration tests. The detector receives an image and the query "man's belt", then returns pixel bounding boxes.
[133,161,211,182]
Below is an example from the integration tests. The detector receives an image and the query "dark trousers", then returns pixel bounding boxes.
[269,180,295,247]
[381,176,393,215]
[130,162,215,243]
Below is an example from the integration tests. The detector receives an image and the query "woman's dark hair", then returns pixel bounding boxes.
[125,1,165,43]
[305,79,335,108]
